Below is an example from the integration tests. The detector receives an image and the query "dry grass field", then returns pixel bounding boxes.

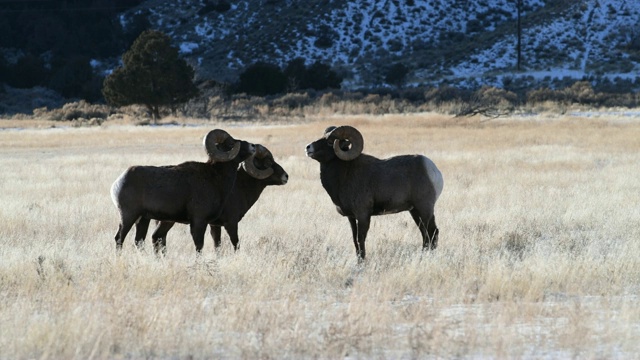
[1,112,639,359]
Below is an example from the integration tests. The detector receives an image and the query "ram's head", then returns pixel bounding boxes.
[305,125,364,162]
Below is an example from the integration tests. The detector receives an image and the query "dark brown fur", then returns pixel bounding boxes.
[306,127,443,260]
[147,153,288,254]
[111,140,255,253]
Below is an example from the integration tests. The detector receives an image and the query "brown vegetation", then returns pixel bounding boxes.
[3,80,639,125]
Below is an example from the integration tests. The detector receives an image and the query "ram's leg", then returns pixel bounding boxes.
[348,217,358,255]
[114,226,122,250]
[224,224,240,251]
[152,221,174,256]
[427,215,439,250]
[190,220,208,254]
[211,225,222,248]
[115,213,138,252]
[355,216,371,260]
[134,217,150,249]
[410,208,438,250]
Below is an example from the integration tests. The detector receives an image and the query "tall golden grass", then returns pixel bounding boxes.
[0,113,639,359]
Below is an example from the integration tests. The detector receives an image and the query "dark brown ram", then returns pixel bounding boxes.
[110,129,255,253]
[147,144,289,254]
[305,125,443,260]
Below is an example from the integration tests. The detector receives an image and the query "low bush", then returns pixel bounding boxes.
[272,92,312,110]
[33,101,112,121]
[526,80,640,108]
[17,80,640,123]
[424,85,471,105]
[455,86,518,117]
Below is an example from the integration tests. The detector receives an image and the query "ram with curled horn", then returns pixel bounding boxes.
[305,125,443,260]
[142,144,289,254]
[110,129,256,254]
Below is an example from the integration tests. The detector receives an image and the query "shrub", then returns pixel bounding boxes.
[563,81,596,104]
[466,19,483,34]
[476,86,518,107]
[314,35,333,49]
[198,0,231,15]
[272,92,312,109]
[236,62,288,96]
[527,87,563,104]
[398,87,427,103]
[305,62,342,90]
[314,25,336,49]
[284,58,308,92]
[456,86,517,117]
[283,59,342,92]
[424,85,469,105]
[384,63,409,88]
[33,101,112,121]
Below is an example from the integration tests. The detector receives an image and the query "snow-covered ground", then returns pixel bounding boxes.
[448,0,640,83]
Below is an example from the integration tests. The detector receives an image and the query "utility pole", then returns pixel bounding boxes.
[517,0,522,71]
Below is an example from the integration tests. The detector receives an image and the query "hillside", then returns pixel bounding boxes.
[122,0,640,89]
[2,0,640,116]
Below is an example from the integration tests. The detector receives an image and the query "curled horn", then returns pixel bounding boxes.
[328,125,364,161]
[242,144,275,179]
[203,129,241,162]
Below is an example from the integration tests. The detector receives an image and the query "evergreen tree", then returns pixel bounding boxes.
[102,30,198,121]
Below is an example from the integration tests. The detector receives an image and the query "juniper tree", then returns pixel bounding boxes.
[103,30,198,121]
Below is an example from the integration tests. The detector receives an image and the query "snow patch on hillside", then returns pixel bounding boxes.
[124,0,640,88]
[179,42,199,54]
[444,0,640,86]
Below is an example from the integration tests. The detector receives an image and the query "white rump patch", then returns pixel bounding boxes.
[422,157,443,200]
[110,170,127,208]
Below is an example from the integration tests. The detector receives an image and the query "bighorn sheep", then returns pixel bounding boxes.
[110,129,256,253]
[148,144,289,254]
[305,125,443,260]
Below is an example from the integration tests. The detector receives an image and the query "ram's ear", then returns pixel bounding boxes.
[323,126,337,138]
